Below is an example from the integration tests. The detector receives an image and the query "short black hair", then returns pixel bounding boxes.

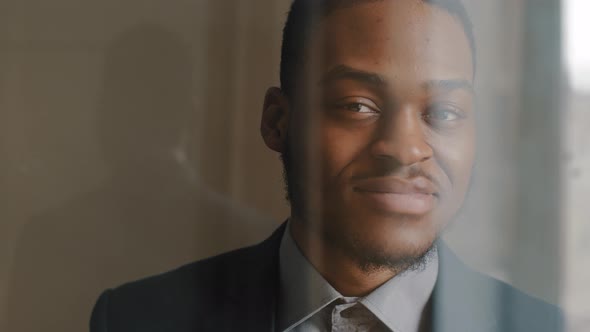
[280,0,476,96]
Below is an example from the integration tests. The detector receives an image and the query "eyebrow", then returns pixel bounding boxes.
[319,64,474,94]
[319,65,388,87]
[423,79,475,94]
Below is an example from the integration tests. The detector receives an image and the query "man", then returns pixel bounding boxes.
[90,0,563,331]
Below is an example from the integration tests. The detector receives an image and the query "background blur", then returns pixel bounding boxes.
[0,0,587,331]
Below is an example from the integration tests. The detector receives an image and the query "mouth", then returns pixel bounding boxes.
[353,177,439,215]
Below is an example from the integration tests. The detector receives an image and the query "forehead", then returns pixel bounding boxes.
[311,0,473,84]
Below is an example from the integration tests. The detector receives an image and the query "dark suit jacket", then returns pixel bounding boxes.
[90,223,563,332]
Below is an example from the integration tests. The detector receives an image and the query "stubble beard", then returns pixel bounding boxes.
[335,229,438,275]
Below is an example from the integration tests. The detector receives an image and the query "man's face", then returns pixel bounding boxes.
[286,0,475,269]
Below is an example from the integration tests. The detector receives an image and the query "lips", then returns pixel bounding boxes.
[353,177,438,215]
[354,177,438,195]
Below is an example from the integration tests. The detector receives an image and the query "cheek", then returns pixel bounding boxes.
[431,131,475,197]
[319,118,373,181]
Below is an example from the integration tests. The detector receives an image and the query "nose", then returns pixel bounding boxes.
[370,105,433,165]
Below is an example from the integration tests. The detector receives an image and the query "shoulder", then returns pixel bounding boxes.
[90,244,267,332]
[90,223,286,332]
[118,244,257,297]
[436,243,563,332]
[484,273,563,331]
[91,248,248,332]
[114,243,261,294]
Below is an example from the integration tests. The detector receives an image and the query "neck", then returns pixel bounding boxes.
[289,216,397,297]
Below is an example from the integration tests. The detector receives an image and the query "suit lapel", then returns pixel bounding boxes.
[432,242,501,332]
[220,223,286,332]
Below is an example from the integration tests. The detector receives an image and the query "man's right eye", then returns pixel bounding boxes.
[343,103,377,113]
[330,96,381,115]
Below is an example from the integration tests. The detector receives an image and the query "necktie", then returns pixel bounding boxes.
[329,298,390,332]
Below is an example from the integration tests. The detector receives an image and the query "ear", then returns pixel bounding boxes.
[261,87,290,153]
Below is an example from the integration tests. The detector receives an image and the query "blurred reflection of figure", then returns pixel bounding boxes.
[4,24,271,332]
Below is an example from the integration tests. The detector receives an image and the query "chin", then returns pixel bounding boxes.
[373,218,437,252]
[323,211,440,272]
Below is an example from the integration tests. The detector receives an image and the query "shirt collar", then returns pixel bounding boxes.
[277,222,341,331]
[360,250,438,332]
[277,221,439,332]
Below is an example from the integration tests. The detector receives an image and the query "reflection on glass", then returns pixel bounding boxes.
[0,0,586,331]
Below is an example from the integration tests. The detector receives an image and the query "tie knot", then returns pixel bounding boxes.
[330,298,390,332]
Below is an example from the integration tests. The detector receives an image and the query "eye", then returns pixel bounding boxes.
[424,104,465,122]
[344,102,379,114]
[326,97,382,118]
